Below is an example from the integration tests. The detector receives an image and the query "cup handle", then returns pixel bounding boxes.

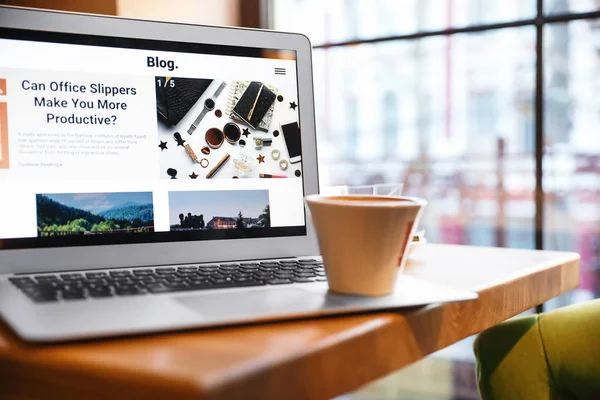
[398,221,414,266]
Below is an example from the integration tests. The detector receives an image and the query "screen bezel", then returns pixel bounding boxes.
[0,6,320,274]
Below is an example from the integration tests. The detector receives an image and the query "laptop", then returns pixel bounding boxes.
[0,6,477,343]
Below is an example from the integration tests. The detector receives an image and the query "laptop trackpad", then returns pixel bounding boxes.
[175,287,345,320]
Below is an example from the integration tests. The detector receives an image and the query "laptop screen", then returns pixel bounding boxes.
[0,28,307,250]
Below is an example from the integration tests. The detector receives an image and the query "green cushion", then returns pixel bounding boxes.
[474,299,600,400]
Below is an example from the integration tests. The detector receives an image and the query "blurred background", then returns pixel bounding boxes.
[2,0,599,398]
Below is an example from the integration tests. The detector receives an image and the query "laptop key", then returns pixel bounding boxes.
[35,275,60,282]
[210,278,232,284]
[109,271,131,277]
[115,282,137,289]
[62,291,86,300]
[147,282,196,293]
[278,268,297,273]
[233,276,257,283]
[297,264,318,270]
[187,278,211,285]
[28,282,60,291]
[175,271,196,278]
[298,259,318,263]
[91,276,112,281]
[254,273,274,280]
[135,275,156,281]
[176,272,196,278]
[266,279,293,285]
[60,273,82,280]
[316,277,328,282]
[132,269,153,276]
[60,283,84,291]
[22,287,57,297]
[146,281,237,294]
[219,267,239,273]
[232,273,253,279]
[86,272,107,279]
[239,265,259,271]
[88,282,111,291]
[177,267,197,272]
[291,278,315,283]
[89,288,113,298]
[12,281,40,289]
[88,284,111,291]
[160,283,220,293]
[36,282,60,289]
[155,269,176,275]
[116,288,144,296]
[294,272,316,278]
[144,284,169,293]
[9,277,35,285]
[260,262,280,267]
[205,280,265,289]
[198,265,219,271]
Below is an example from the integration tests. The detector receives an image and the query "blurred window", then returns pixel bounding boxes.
[271,0,537,45]
[546,0,600,14]
[382,92,398,158]
[269,3,600,396]
[269,0,600,306]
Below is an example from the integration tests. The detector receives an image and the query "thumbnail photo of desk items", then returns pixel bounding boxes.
[156,77,302,180]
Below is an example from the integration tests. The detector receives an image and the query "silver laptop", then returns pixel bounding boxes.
[0,6,476,342]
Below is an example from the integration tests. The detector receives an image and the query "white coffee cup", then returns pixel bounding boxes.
[305,195,427,296]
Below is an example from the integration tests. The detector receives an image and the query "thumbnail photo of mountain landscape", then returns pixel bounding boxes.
[36,192,154,236]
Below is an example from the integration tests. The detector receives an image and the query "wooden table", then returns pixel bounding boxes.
[0,244,580,400]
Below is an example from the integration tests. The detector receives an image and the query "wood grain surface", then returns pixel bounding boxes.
[0,244,580,400]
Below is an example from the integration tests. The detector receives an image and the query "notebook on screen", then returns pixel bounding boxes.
[231,81,277,129]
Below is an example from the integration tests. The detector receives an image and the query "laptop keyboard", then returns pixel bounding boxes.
[7,260,326,303]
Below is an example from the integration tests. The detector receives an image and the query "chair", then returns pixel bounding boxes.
[474,299,600,399]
